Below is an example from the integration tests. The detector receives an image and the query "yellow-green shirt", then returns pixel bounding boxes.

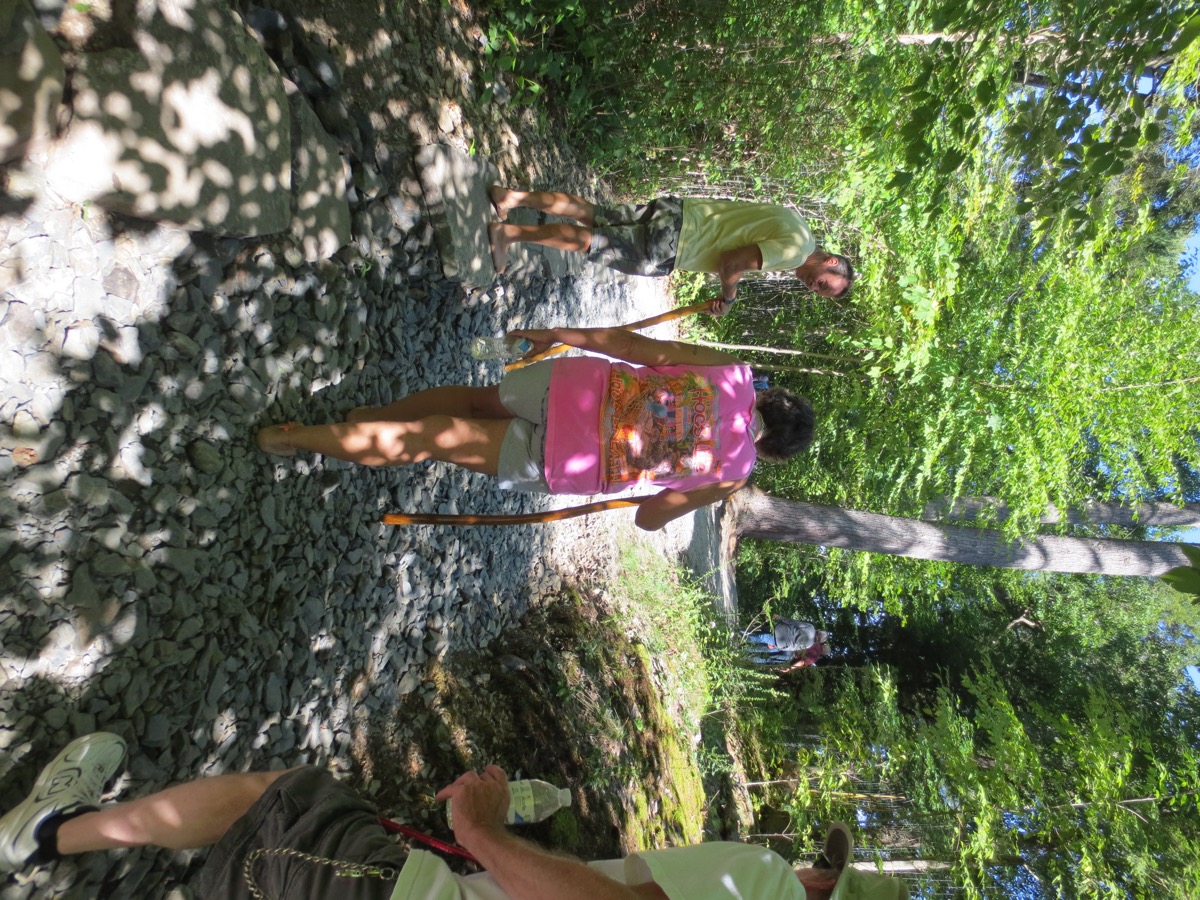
[390,842,805,900]
[675,199,815,273]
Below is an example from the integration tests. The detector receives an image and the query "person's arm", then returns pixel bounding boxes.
[634,479,746,531]
[716,243,763,304]
[509,327,740,368]
[779,657,816,673]
[438,768,667,900]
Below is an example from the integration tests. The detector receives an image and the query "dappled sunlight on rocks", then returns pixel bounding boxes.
[41,0,294,237]
[161,72,258,154]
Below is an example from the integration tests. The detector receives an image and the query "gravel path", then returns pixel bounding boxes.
[0,174,683,899]
[0,3,720,895]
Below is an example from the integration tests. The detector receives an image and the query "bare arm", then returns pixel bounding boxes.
[439,768,667,900]
[779,655,816,674]
[717,243,763,303]
[634,479,746,531]
[461,824,666,900]
[510,327,740,367]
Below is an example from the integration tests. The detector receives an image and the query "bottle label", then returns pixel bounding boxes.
[507,780,535,824]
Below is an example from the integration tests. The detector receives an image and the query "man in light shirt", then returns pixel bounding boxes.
[0,733,906,899]
[486,187,854,314]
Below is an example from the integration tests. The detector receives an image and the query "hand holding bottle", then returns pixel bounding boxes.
[436,766,512,841]
[505,329,559,358]
[442,770,572,830]
[470,335,534,360]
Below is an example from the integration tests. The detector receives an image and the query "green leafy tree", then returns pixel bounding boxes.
[860,1,1200,238]
[771,662,1200,897]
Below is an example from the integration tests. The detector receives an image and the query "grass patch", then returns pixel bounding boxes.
[354,543,782,867]
[355,575,697,861]
[614,543,789,838]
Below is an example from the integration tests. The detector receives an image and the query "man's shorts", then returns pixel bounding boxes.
[195,766,407,900]
[496,361,552,493]
[588,196,683,277]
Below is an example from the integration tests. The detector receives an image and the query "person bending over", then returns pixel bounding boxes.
[487,186,854,315]
[0,733,909,899]
[257,327,816,532]
[745,617,831,672]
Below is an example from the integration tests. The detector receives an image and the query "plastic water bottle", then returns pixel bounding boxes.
[447,778,572,828]
[471,336,533,360]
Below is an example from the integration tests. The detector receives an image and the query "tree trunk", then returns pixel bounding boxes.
[922,496,1200,528]
[810,30,1178,89]
[812,30,1064,48]
[869,860,952,875]
[732,487,1193,576]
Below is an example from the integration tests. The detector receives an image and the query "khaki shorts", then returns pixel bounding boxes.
[195,767,407,900]
[496,361,553,493]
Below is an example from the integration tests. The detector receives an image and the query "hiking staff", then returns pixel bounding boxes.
[505,301,711,371]
[382,498,645,527]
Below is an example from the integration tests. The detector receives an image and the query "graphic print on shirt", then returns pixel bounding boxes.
[602,368,720,485]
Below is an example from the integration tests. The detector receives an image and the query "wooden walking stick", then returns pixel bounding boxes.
[506,300,713,371]
[383,497,646,527]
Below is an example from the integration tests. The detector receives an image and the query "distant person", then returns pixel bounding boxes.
[487,186,854,314]
[0,733,908,899]
[745,616,830,670]
[258,327,815,532]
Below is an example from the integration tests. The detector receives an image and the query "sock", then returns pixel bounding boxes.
[33,807,96,864]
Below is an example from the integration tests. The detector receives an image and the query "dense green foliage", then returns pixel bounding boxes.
[479,0,1200,894]
[771,660,1200,897]
[726,568,1200,896]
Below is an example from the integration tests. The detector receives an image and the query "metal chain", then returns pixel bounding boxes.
[242,846,402,900]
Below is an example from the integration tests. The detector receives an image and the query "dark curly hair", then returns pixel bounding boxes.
[754,388,815,461]
[824,253,855,299]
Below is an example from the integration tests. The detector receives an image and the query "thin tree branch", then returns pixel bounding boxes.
[1100,375,1200,392]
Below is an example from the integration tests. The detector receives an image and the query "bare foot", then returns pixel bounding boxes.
[488,222,511,275]
[488,185,518,220]
[258,423,299,456]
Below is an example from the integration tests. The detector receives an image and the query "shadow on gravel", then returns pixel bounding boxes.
[2,175,568,900]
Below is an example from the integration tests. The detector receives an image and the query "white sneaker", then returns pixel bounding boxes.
[0,733,127,872]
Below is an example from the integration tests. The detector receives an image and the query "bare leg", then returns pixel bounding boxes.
[489,187,595,225]
[56,770,292,854]
[489,222,592,274]
[260,417,512,474]
[347,386,508,424]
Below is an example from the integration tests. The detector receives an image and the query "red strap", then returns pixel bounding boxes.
[378,817,480,864]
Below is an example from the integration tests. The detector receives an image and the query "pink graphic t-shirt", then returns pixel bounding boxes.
[542,358,757,495]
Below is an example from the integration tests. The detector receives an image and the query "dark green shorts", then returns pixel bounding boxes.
[588,196,683,276]
[196,767,407,900]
